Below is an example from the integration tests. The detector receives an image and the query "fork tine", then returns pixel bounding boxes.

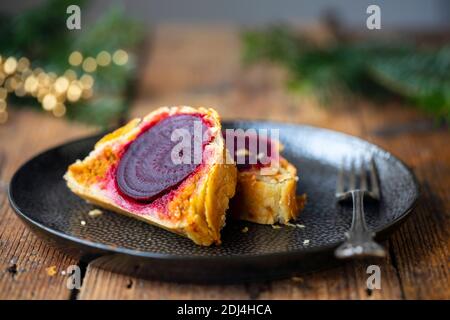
[360,157,368,191]
[336,157,345,196]
[349,159,356,190]
[369,157,380,199]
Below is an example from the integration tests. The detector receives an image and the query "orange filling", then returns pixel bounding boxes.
[69,146,118,185]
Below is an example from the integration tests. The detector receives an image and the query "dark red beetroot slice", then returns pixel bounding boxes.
[223,131,279,171]
[116,114,209,202]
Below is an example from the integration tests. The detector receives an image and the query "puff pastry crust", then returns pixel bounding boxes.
[231,156,305,225]
[64,106,237,246]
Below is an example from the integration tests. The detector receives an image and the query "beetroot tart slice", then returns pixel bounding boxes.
[64,106,237,246]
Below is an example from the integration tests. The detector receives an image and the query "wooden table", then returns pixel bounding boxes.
[0,25,448,300]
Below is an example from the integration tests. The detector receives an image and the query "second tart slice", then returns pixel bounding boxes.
[225,131,305,224]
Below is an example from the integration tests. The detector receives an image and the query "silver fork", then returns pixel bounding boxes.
[334,157,386,259]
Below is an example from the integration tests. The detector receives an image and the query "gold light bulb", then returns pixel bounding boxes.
[69,51,83,66]
[21,69,32,80]
[37,72,50,87]
[82,88,93,99]
[67,82,82,102]
[96,51,112,66]
[4,57,18,75]
[24,75,39,93]
[112,49,129,66]
[82,57,97,73]
[64,69,77,82]
[37,88,48,101]
[15,85,26,97]
[42,93,57,110]
[5,77,17,92]
[80,74,94,89]
[17,57,30,72]
[54,77,70,94]
[52,103,66,117]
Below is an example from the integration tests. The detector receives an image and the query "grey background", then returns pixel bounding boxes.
[2,0,450,30]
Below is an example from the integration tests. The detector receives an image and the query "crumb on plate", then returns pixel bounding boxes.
[88,209,103,217]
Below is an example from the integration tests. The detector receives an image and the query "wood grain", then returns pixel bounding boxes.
[0,110,94,299]
[1,25,448,299]
[359,103,450,299]
[78,25,424,300]
[78,249,402,300]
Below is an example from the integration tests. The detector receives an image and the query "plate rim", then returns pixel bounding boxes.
[8,120,420,262]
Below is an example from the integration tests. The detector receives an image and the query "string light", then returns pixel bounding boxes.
[42,93,57,110]
[17,57,30,72]
[24,75,38,93]
[80,74,94,89]
[5,77,15,92]
[64,69,77,81]
[82,57,97,73]
[3,57,17,74]
[96,51,111,66]
[0,49,129,124]
[112,49,129,65]
[52,103,66,117]
[54,76,70,94]
[68,51,83,66]
[67,82,82,102]
[37,87,47,101]
[15,85,26,97]
[82,88,93,99]
[21,69,32,80]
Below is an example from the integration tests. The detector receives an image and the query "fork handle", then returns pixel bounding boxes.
[335,190,386,259]
[349,190,370,234]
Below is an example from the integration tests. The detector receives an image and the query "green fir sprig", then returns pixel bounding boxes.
[242,26,450,121]
[0,0,144,128]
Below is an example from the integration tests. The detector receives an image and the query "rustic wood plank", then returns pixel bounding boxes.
[0,109,94,299]
[359,103,450,299]
[78,246,402,300]
[78,25,407,300]
[3,25,443,300]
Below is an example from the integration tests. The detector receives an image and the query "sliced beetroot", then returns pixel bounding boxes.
[116,114,209,202]
[223,131,278,170]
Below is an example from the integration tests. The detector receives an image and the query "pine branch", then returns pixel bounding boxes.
[242,26,450,121]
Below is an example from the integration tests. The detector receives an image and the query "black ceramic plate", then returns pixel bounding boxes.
[8,121,419,283]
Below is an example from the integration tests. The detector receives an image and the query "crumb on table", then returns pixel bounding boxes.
[46,266,57,276]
